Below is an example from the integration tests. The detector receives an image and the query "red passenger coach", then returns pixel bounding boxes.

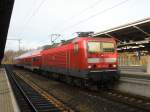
[14,49,42,70]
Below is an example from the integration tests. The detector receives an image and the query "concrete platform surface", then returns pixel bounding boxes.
[0,68,19,112]
[116,76,150,98]
[119,66,147,72]
[121,71,150,79]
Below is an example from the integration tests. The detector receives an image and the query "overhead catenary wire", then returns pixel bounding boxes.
[29,0,130,48]
[27,0,104,47]
[33,0,129,46]
[21,0,130,50]
[20,0,37,26]
[60,0,130,32]
[18,0,47,37]
[13,0,37,36]
[64,0,104,23]
[22,35,56,49]
[29,33,65,48]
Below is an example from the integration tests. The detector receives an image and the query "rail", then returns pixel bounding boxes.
[5,65,74,112]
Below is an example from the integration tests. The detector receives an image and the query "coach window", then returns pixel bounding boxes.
[33,58,36,62]
[33,57,39,62]
[74,43,79,54]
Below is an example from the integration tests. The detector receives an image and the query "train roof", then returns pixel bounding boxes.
[43,37,116,50]
[14,36,116,60]
[14,49,43,60]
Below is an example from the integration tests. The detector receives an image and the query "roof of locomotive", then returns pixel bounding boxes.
[42,37,116,52]
[61,37,116,44]
[75,37,116,41]
[47,37,116,47]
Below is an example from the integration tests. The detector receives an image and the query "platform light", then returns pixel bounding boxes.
[139,45,145,47]
[126,46,132,49]
[145,37,150,40]
[142,50,148,53]
[135,40,149,44]
[122,47,127,49]
[117,48,121,50]
[132,46,139,49]
[124,40,127,43]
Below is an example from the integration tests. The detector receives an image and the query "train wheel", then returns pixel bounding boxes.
[70,76,75,86]
[97,82,101,89]
[80,79,86,88]
[83,79,96,90]
[65,76,71,84]
[82,79,89,88]
[76,78,85,88]
[61,74,66,82]
[97,81,106,90]
[74,78,80,87]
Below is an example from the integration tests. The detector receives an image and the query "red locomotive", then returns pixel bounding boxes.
[14,32,120,86]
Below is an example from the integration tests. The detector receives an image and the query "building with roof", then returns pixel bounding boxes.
[94,17,150,73]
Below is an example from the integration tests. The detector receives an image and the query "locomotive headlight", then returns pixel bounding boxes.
[112,64,117,67]
[88,65,92,69]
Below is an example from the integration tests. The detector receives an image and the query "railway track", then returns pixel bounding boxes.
[77,84,150,112]
[120,77,150,85]
[98,89,150,112]
[13,66,150,112]
[81,81,150,111]
[5,65,75,112]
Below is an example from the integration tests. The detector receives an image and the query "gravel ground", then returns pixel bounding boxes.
[15,68,146,112]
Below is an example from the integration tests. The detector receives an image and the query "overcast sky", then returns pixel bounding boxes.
[6,0,150,51]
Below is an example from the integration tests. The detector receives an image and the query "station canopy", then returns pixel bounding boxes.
[94,17,150,54]
[0,0,14,64]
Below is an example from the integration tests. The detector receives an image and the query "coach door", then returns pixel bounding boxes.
[66,49,70,74]
[74,43,80,71]
[66,43,79,74]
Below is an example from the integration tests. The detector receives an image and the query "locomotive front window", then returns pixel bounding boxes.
[87,42,102,53]
[87,41,115,53]
[102,42,115,52]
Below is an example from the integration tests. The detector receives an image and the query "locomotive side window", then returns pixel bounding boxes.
[87,42,101,53]
[102,42,115,52]
[74,43,79,53]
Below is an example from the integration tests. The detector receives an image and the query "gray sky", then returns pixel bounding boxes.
[6,0,150,51]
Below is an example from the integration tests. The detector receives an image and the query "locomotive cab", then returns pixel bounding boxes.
[84,39,120,83]
[87,41,117,69]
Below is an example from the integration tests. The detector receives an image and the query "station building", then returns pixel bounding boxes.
[94,17,150,73]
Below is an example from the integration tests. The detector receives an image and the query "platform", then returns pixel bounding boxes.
[119,65,150,79]
[120,71,150,79]
[0,68,19,112]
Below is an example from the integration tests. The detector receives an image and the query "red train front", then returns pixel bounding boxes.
[84,38,119,83]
